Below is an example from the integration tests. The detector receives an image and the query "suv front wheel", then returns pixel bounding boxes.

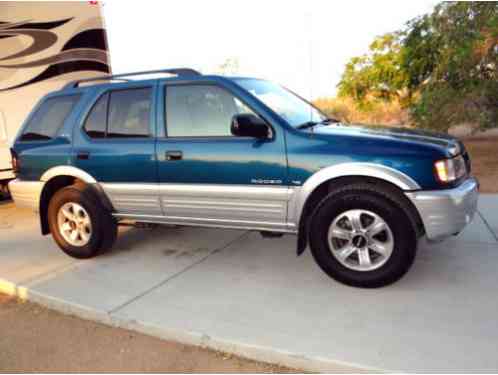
[309,183,418,288]
[48,184,117,258]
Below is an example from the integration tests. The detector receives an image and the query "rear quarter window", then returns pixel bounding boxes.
[20,95,80,141]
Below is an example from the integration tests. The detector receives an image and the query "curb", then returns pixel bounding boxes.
[0,277,381,373]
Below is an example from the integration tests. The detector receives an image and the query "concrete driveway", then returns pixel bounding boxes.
[1,195,498,372]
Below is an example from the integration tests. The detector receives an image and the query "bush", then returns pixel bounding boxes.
[336,2,498,132]
[313,97,409,127]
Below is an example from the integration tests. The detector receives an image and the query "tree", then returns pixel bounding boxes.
[338,1,498,132]
[404,2,497,131]
[338,33,411,111]
[216,57,240,76]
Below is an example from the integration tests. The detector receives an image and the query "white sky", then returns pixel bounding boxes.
[103,0,437,99]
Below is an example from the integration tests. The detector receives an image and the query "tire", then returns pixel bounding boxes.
[309,183,418,288]
[48,184,117,259]
[0,182,11,200]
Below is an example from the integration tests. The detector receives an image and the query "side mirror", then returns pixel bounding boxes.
[231,114,270,139]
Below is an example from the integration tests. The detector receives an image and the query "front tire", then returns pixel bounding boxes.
[48,184,117,259]
[309,183,418,288]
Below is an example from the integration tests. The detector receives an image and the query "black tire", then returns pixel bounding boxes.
[309,183,418,288]
[0,182,11,200]
[48,184,117,259]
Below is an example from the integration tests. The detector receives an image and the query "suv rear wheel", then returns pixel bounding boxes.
[309,183,418,288]
[48,184,117,258]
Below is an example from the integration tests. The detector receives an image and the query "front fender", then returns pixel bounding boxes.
[292,162,420,225]
[292,162,421,255]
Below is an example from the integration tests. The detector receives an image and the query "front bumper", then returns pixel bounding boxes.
[8,178,44,211]
[405,177,479,241]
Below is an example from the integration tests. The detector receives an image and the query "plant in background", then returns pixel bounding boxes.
[338,32,411,111]
[404,1,497,132]
[337,1,497,132]
[217,57,240,76]
[314,96,408,126]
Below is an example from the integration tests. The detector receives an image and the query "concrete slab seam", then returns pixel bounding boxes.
[477,210,498,242]
[0,276,382,373]
[19,261,79,288]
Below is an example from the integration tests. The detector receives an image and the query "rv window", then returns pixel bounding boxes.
[20,95,80,141]
[84,93,109,138]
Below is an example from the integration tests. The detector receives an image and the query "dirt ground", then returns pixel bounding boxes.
[0,294,298,373]
[462,136,498,193]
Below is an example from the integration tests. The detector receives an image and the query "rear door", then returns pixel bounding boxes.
[155,81,290,231]
[73,82,159,216]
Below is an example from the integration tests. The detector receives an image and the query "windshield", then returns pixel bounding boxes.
[234,79,326,128]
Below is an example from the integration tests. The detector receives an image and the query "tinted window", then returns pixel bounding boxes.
[84,93,108,138]
[235,79,326,128]
[107,88,151,138]
[21,95,80,141]
[166,85,254,137]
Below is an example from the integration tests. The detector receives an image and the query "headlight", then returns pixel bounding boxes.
[434,155,466,183]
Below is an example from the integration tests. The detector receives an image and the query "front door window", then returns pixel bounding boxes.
[166,85,254,137]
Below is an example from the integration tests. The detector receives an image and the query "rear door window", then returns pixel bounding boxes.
[83,93,108,139]
[107,88,151,138]
[20,95,80,141]
[83,88,151,139]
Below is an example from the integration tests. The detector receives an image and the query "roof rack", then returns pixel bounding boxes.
[63,68,201,89]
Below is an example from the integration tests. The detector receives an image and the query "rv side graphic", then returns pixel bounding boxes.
[0,1,111,189]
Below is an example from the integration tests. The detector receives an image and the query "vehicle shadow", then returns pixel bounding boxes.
[0,197,12,205]
[109,224,185,254]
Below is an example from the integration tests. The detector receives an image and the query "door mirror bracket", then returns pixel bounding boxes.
[230,114,271,139]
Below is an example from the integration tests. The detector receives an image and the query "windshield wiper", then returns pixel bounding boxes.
[296,121,319,129]
[296,117,339,129]
[323,117,339,124]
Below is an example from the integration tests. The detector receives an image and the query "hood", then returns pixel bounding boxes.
[311,123,462,156]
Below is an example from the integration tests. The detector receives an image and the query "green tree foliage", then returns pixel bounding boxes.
[338,1,498,132]
[338,33,411,110]
[217,57,240,76]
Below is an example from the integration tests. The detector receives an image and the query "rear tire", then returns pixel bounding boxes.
[48,184,117,259]
[0,182,11,200]
[309,183,418,288]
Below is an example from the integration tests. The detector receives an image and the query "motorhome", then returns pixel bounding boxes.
[0,1,111,195]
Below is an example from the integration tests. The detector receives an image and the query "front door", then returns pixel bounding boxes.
[156,82,290,231]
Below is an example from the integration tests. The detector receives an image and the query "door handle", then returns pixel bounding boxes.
[77,151,90,160]
[165,150,183,161]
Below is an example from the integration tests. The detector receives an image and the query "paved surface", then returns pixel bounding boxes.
[1,196,498,372]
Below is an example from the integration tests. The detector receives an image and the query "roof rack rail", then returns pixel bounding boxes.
[63,68,201,89]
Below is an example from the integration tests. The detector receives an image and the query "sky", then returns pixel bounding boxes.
[103,0,437,99]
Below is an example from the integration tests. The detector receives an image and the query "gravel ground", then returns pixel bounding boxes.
[0,294,298,373]
[463,136,498,193]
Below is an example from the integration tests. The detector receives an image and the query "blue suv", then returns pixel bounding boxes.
[9,68,479,287]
